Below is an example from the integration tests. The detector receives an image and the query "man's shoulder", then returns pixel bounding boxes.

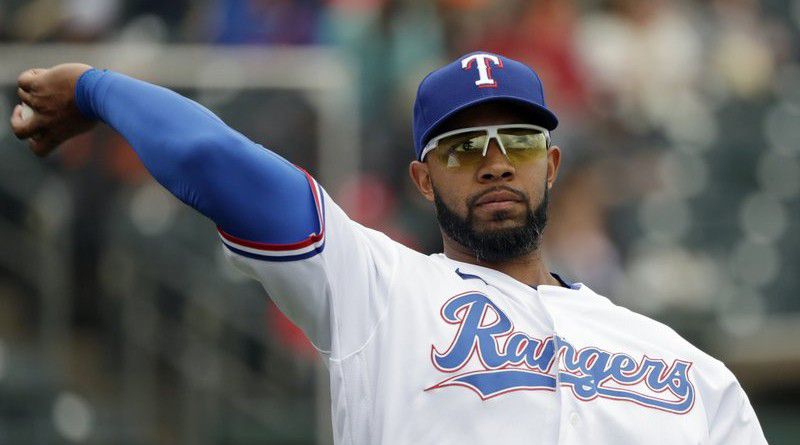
[590,287,765,441]
[579,285,734,378]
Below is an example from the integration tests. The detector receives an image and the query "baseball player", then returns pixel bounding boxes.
[10,52,767,444]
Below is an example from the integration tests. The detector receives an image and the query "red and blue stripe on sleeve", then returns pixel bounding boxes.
[217,170,326,262]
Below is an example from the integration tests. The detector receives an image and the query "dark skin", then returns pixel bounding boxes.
[9,64,562,287]
[9,63,95,156]
[409,102,562,287]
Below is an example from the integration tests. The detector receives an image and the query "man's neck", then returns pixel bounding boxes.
[442,236,561,287]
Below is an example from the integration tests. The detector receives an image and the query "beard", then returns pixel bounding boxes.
[433,184,549,263]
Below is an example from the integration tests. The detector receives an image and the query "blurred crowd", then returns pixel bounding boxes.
[4,0,798,313]
[1,0,799,443]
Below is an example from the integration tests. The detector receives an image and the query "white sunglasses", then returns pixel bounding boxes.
[420,124,551,165]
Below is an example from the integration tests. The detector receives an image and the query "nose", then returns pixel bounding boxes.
[477,138,515,182]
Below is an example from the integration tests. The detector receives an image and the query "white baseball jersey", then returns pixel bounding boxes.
[220,180,767,444]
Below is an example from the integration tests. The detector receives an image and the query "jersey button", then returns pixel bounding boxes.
[569,411,580,428]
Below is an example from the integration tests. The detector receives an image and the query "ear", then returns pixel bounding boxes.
[409,160,435,202]
[546,146,561,190]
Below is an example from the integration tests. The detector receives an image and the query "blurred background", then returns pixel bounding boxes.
[0,0,799,443]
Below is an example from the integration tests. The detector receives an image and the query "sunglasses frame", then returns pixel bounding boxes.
[420,123,551,162]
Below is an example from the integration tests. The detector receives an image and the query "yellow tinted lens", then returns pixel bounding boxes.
[434,131,488,168]
[498,128,547,163]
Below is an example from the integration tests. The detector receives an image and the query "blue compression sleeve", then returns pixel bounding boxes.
[74,69,320,244]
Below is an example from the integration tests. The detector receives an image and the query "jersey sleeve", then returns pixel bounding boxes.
[221,184,402,357]
[75,69,401,356]
[704,366,768,444]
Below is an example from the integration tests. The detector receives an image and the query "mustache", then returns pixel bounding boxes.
[466,186,529,209]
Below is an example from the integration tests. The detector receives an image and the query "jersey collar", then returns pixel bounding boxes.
[436,253,583,292]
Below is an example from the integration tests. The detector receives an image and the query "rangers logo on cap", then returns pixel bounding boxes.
[461,53,504,88]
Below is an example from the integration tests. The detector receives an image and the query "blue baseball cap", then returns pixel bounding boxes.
[413,51,558,161]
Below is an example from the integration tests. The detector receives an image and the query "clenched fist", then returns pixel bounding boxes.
[10,63,97,157]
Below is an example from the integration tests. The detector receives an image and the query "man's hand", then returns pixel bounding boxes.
[10,63,97,157]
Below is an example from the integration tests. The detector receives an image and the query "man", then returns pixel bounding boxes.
[11,52,766,444]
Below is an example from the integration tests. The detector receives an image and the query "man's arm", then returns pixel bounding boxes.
[11,64,401,355]
[10,64,319,244]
